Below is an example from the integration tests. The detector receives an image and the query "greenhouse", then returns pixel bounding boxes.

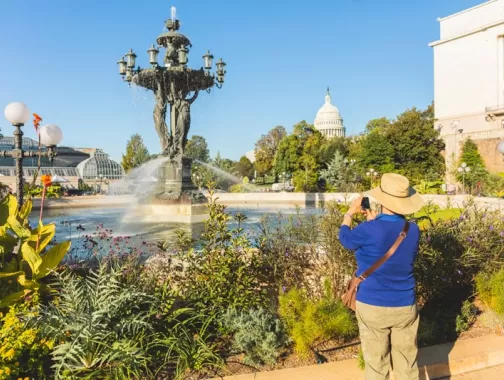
[76,149,125,180]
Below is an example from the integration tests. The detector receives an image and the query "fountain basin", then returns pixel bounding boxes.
[123,203,208,224]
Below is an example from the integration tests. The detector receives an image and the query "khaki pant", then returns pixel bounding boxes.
[356,301,419,380]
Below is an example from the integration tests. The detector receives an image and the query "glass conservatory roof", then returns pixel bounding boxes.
[76,149,124,179]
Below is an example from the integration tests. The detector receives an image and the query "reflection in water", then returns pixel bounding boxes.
[29,206,323,259]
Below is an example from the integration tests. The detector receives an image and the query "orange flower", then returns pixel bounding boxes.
[41,174,52,187]
[33,113,42,132]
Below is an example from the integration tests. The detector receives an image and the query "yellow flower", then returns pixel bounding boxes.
[4,367,11,375]
[4,348,15,360]
[24,378,29,380]
[15,362,19,367]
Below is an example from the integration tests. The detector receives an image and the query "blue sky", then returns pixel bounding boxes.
[0,0,483,162]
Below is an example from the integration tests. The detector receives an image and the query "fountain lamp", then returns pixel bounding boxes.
[117,6,226,204]
[3,102,65,208]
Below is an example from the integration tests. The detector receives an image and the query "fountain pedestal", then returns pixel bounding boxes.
[132,157,208,224]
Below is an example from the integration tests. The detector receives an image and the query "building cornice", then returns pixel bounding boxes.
[436,0,499,23]
[429,19,504,47]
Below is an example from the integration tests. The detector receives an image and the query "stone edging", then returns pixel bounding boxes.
[211,334,504,380]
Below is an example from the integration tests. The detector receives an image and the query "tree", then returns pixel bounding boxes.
[185,135,210,162]
[365,117,391,133]
[235,156,254,179]
[319,136,350,166]
[357,130,395,173]
[386,104,445,181]
[457,138,488,190]
[254,126,287,179]
[121,134,150,172]
[319,151,346,190]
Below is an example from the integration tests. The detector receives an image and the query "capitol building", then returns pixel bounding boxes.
[314,88,345,138]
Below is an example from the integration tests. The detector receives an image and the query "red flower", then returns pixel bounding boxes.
[33,113,42,132]
[41,174,52,187]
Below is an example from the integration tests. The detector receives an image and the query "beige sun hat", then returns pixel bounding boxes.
[367,173,423,215]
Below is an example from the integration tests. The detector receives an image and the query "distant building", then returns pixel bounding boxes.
[430,0,504,173]
[0,136,124,190]
[314,88,345,138]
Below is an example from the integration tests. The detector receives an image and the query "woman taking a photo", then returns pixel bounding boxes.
[339,173,423,380]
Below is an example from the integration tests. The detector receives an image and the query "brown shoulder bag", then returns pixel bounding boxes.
[341,221,410,311]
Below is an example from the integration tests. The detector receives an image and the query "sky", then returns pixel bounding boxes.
[0,0,485,162]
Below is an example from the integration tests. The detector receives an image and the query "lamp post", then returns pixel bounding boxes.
[3,102,63,208]
[366,168,378,190]
[457,162,471,195]
[117,6,226,200]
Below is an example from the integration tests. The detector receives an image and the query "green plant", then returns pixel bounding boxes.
[222,307,289,366]
[0,195,71,307]
[153,311,224,379]
[278,283,357,356]
[25,184,63,198]
[0,295,53,379]
[229,184,245,193]
[357,347,365,370]
[476,269,504,317]
[36,265,153,379]
[455,300,478,334]
[172,187,267,317]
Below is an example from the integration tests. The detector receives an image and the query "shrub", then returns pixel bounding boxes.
[172,191,267,317]
[222,307,289,366]
[36,265,153,379]
[455,300,478,334]
[0,296,53,379]
[476,269,504,317]
[152,310,224,379]
[278,283,357,356]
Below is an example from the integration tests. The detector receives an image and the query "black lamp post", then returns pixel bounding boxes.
[3,102,63,208]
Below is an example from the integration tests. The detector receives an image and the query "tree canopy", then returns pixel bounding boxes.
[185,135,210,163]
[121,134,150,172]
[254,126,287,178]
[235,156,254,179]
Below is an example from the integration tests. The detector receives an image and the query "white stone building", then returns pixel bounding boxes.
[314,88,345,138]
[430,0,504,173]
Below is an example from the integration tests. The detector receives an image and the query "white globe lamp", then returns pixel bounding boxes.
[39,124,63,146]
[4,102,31,125]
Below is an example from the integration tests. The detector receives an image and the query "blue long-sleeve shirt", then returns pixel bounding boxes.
[339,214,420,307]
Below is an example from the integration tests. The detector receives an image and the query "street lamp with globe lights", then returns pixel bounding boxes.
[366,168,378,189]
[457,162,471,194]
[3,102,64,207]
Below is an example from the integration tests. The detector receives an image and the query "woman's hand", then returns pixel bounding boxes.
[347,196,364,216]
[365,209,378,221]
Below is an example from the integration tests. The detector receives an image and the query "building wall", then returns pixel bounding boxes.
[431,0,504,175]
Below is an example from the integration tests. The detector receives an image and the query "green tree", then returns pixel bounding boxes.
[319,151,346,190]
[121,134,150,172]
[319,136,350,166]
[386,105,445,180]
[254,126,287,180]
[293,155,319,192]
[357,130,395,172]
[235,156,254,179]
[185,135,210,162]
[365,117,391,133]
[457,138,488,190]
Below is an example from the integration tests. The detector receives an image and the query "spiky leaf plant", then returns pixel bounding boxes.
[35,265,153,379]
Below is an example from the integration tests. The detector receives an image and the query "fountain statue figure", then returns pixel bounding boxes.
[118,7,226,210]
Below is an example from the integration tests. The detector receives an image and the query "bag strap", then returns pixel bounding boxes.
[358,221,410,281]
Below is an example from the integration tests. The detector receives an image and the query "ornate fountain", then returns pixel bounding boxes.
[117,7,226,222]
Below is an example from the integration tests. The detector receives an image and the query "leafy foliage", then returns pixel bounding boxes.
[455,300,478,334]
[319,151,347,191]
[0,195,71,307]
[0,295,53,379]
[476,268,504,317]
[235,155,254,179]
[121,133,150,172]
[222,307,289,366]
[185,135,210,163]
[254,126,287,179]
[457,138,488,189]
[278,283,357,356]
[36,266,153,379]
